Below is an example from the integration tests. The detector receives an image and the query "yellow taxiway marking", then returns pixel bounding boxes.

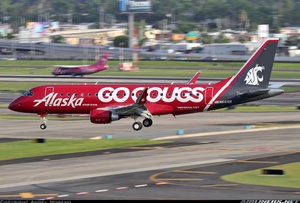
[202,184,238,187]
[157,178,203,181]
[20,193,35,198]
[0,193,58,198]
[236,160,278,164]
[175,170,216,174]
[152,125,300,141]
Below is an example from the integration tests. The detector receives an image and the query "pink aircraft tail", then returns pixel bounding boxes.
[94,52,109,66]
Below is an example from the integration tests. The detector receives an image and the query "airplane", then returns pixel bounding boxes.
[51,52,109,77]
[9,38,284,131]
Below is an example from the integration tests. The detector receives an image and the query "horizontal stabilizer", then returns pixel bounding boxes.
[268,83,285,89]
[238,89,269,97]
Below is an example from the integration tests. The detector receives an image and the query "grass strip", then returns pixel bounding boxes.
[221,162,300,189]
[0,138,169,161]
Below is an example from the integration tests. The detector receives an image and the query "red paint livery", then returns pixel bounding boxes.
[9,38,284,131]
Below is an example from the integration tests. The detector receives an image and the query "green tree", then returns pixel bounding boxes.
[285,36,299,47]
[50,35,65,43]
[113,35,129,48]
[5,33,15,39]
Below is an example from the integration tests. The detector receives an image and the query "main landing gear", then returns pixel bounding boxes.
[38,113,47,130]
[132,118,153,131]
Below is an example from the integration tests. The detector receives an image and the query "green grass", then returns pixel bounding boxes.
[0,60,298,68]
[221,162,300,188]
[0,60,300,77]
[0,114,87,120]
[0,138,169,161]
[0,81,70,93]
[215,105,299,112]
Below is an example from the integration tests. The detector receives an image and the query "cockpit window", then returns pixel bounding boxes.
[22,90,34,96]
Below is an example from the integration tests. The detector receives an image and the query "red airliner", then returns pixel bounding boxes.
[9,38,284,131]
[52,52,109,77]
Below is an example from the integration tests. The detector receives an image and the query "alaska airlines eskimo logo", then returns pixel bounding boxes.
[244,64,265,85]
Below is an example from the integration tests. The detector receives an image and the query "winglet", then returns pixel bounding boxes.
[136,87,148,105]
[186,72,200,85]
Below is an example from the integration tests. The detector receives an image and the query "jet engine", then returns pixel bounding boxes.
[90,109,120,124]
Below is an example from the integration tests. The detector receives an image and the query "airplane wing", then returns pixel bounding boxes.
[97,87,153,119]
[186,72,200,85]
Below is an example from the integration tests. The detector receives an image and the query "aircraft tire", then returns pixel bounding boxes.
[40,123,47,130]
[132,121,142,131]
[143,118,153,127]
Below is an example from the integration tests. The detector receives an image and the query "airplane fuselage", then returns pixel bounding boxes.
[9,83,283,116]
[8,39,284,131]
[52,65,106,76]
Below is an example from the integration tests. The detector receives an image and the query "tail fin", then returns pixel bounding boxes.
[204,38,280,111]
[95,52,109,66]
[230,38,279,88]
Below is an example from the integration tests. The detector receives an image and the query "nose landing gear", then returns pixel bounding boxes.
[38,114,47,130]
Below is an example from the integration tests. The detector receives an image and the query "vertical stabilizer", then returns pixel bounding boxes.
[95,52,109,66]
[231,38,279,88]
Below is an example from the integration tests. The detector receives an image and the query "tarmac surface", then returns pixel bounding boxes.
[0,109,300,200]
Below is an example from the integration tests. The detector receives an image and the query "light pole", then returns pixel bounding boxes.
[99,5,104,28]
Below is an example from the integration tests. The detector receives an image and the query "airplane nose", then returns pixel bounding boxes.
[8,100,20,112]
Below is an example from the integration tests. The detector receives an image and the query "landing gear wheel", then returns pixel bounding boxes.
[40,123,47,130]
[132,121,143,131]
[143,118,153,127]
[38,113,47,130]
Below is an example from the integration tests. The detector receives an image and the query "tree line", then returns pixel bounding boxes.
[1,0,299,33]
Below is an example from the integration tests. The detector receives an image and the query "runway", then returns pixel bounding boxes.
[0,110,300,200]
[2,57,300,199]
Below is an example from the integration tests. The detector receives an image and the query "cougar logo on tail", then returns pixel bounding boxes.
[244,64,265,85]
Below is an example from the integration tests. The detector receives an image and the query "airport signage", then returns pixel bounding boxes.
[119,0,152,13]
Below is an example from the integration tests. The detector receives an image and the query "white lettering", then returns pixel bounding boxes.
[191,87,205,102]
[148,87,163,103]
[129,1,151,7]
[113,87,130,102]
[177,87,192,103]
[131,87,144,101]
[34,93,84,108]
[98,87,114,102]
[97,87,205,103]
[161,87,176,102]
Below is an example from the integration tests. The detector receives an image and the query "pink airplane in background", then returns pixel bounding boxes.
[52,52,109,77]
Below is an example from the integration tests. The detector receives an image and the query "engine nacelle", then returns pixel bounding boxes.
[90,109,120,124]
